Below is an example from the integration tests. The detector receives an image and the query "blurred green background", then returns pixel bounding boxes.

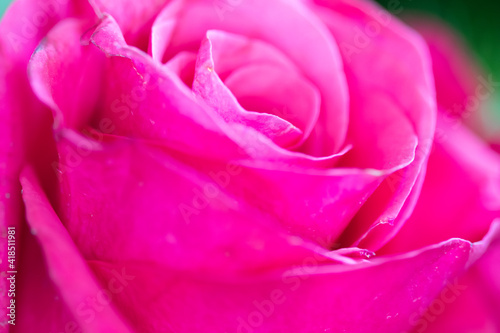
[376,0,500,121]
[0,0,10,16]
[376,0,500,81]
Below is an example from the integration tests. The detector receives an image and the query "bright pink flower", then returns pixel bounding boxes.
[1,0,498,332]
[382,16,500,333]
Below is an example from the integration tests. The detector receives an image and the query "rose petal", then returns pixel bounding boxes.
[0,0,94,59]
[154,0,349,155]
[408,16,500,150]
[29,18,106,130]
[310,0,436,250]
[54,130,341,276]
[35,15,399,249]
[409,272,498,333]
[193,30,313,148]
[89,0,169,50]
[81,16,349,167]
[163,51,197,87]
[0,0,92,322]
[27,16,383,249]
[31,15,240,163]
[406,17,483,118]
[0,49,25,326]
[89,217,500,332]
[409,228,500,333]
[224,63,320,146]
[20,166,133,332]
[51,127,500,332]
[381,119,500,254]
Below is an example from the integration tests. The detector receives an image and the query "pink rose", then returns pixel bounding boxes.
[0,0,498,332]
[382,17,500,332]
